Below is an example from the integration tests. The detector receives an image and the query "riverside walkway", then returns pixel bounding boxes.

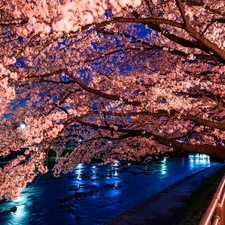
[104,163,225,225]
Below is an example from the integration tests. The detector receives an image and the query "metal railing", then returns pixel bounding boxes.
[199,176,225,225]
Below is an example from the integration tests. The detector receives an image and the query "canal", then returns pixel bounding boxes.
[0,154,219,225]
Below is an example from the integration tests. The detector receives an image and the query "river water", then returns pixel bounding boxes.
[0,154,219,225]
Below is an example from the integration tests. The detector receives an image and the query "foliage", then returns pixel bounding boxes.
[0,0,225,199]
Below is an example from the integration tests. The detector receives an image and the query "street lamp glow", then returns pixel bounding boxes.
[19,122,26,129]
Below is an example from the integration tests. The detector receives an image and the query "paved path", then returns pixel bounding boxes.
[103,163,225,225]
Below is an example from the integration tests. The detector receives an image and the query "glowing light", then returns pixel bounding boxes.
[19,122,26,129]
[161,157,168,175]
[113,160,120,167]
[188,154,210,169]
[11,194,28,223]
[74,163,84,180]
[91,165,98,179]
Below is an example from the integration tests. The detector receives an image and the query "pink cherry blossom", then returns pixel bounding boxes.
[0,0,225,199]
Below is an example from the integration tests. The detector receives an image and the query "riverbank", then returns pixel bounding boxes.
[103,163,225,225]
[0,156,218,225]
[176,163,225,225]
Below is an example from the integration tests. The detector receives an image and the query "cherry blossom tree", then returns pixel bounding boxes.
[1,0,225,199]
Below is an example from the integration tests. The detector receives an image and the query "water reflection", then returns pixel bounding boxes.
[74,163,84,180]
[10,195,28,225]
[0,155,220,225]
[105,161,122,199]
[108,162,119,177]
[160,157,168,175]
[188,154,210,169]
[91,165,97,179]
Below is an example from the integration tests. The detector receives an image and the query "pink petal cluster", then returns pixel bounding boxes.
[0,0,225,199]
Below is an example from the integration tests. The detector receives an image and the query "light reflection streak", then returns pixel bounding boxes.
[105,161,122,198]
[107,160,120,178]
[188,154,210,169]
[160,157,168,175]
[10,194,28,224]
[91,164,98,181]
[74,163,84,180]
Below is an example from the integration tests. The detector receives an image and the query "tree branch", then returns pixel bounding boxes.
[77,120,225,159]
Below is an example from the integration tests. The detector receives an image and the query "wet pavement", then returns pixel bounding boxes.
[103,163,225,225]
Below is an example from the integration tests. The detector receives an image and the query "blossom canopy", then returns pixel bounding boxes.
[0,0,225,199]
